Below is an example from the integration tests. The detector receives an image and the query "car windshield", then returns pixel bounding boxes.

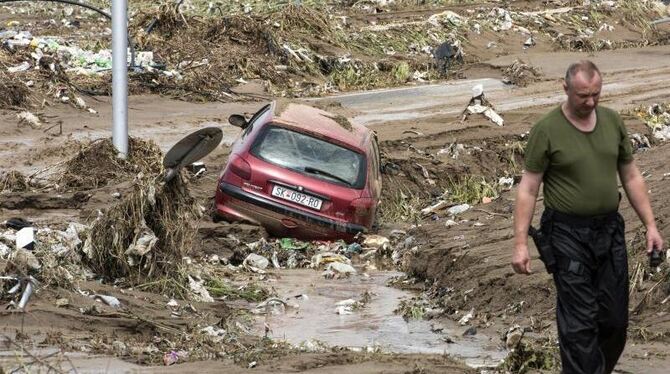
[251,125,365,188]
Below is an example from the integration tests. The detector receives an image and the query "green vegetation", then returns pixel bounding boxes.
[205,279,270,302]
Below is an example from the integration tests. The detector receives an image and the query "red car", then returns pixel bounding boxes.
[214,101,382,241]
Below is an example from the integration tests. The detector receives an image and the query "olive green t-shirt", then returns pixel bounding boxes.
[524,105,633,216]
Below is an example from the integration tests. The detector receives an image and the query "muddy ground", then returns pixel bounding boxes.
[2,1,670,373]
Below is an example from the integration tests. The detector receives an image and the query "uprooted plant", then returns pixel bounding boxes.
[500,336,560,373]
[74,138,201,287]
[82,174,200,286]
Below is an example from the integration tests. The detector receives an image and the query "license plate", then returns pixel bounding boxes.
[271,185,323,210]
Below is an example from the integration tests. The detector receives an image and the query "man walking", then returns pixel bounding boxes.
[512,60,664,373]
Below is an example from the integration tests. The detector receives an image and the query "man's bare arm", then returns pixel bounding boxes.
[512,171,544,274]
[618,160,664,253]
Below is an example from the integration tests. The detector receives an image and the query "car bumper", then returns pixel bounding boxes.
[216,182,367,239]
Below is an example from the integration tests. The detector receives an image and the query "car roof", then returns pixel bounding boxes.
[271,101,370,151]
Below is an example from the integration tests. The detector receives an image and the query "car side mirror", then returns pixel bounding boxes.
[228,114,248,129]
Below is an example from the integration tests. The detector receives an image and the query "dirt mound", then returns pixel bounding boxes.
[57,137,163,191]
[502,59,541,87]
[378,131,524,223]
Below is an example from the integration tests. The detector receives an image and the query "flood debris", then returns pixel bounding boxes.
[434,39,463,75]
[323,261,357,279]
[56,138,163,191]
[188,275,214,303]
[94,294,121,308]
[3,275,38,310]
[16,111,42,129]
[632,103,670,141]
[502,59,542,87]
[243,253,270,273]
[15,226,35,250]
[253,297,289,315]
[0,171,30,193]
[501,336,560,373]
[80,147,199,287]
[461,84,504,126]
[505,325,525,351]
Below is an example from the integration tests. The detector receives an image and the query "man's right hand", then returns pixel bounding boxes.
[512,244,532,275]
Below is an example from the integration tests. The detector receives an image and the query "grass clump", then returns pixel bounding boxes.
[445,176,498,205]
[205,279,270,302]
[500,338,560,374]
[379,190,423,224]
[395,298,426,321]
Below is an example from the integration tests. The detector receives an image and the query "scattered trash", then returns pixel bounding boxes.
[502,59,541,87]
[463,326,478,336]
[3,218,33,231]
[629,133,651,152]
[462,85,504,126]
[279,238,309,251]
[311,252,350,268]
[125,224,158,261]
[498,177,514,190]
[434,39,463,74]
[95,294,121,308]
[323,262,357,279]
[17,111,42,129]
[163,350,180,366]
[4,276,38,310]
[253,298,288,315]
[402,130,424,136]
[362,235,390,250]
[188,275,214,303]
[458,308,475,325]
[448,204,471,216]
[346,243,363,256]
[16,226,34,250]
[243,253,269,273]
[201,326,227,343]
[335,305,353,315]
[7,61,30,73]
[523,36,536,48]
[505,325,525,351]
[421,200,448,216]
[10,248,40,272]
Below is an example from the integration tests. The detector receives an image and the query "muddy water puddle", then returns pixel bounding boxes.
[254,269,506,368]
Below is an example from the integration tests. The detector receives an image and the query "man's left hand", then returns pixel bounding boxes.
[646,225,664,254]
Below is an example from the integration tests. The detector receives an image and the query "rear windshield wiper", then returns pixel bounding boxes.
[303,167,352,186]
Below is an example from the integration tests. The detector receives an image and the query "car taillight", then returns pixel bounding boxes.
[230,155,251,180]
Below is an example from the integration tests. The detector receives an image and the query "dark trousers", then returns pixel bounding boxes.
[541,209,629,374]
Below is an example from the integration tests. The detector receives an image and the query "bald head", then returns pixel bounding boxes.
[564,60,601,89]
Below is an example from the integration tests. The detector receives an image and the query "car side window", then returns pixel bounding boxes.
[242,104,271,139]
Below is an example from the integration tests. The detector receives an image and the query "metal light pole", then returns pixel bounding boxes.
[112,0,128,158]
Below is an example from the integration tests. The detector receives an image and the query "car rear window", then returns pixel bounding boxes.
[251,125,366,188]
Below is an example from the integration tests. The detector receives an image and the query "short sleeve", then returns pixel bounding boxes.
[617,115,634,164]
[524,125,550,173]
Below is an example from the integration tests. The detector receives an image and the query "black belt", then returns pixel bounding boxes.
[546,207,618,227]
